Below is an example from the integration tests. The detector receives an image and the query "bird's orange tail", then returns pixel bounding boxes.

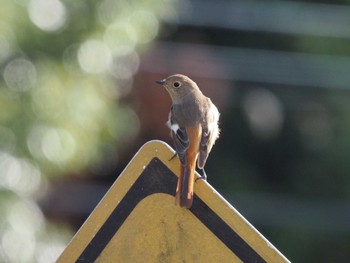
[175,125,201,208]
[175,161,196,208]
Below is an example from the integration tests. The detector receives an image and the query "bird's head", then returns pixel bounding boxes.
[156,74,199,103]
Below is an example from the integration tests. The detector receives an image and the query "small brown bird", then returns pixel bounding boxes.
[156,74,220,208]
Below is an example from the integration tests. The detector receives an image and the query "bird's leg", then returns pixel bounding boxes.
[169,152,177,161]
[196,167,207,182]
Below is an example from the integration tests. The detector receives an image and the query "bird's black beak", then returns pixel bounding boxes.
[156,79,165,85]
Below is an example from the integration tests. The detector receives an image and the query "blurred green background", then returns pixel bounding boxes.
[1,0,350,262]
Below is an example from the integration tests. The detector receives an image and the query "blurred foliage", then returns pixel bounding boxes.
[0,0,178,262]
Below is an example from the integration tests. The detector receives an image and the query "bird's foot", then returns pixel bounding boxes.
[195,168,207,182]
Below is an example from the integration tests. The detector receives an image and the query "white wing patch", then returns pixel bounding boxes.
[166,112,179,133]
[169,122,179,133]
[207,104,220,150]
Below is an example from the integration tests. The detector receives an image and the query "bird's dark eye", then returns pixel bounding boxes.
[173,81,181,88]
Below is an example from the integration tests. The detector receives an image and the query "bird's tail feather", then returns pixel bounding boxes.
[175,124,201,209]
[175,161,195,208]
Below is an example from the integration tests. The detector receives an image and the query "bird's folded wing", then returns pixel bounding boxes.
[172,126,189,165]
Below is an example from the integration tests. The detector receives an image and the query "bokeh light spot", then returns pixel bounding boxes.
[31,80,65,120]
[104,22,137,56]
[243,88,284,140]
[129,10,159,44]
[78,40,112,74]
[8,199,44,235]
[0,152,42,196]
[2,228,36,262]
[36,242,67,263]
[28,0,67,32]
[3,58,37,92]
[109,51,140,79]
[27,126,47,161]
[27,126,76,165]
[68,85,105,128]
[41,128,76,165]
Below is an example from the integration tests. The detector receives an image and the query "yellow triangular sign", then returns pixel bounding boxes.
[57,140,290,263]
